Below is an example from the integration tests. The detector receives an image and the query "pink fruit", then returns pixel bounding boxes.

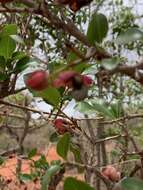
[53,71,76,88]
[25,70,48,91]
[53,118,74,134]
[101,165,120,182]
[54,118,64,128]
[53,78,65,88]
[82,75,93,87]
[54,118,68,134]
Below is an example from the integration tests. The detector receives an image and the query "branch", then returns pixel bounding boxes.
[65,162,113,188]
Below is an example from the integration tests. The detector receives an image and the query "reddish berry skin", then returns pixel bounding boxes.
[53,71,76,88]
[82,75,93,87]
[53,70,93,100]
[54,118,67,134]
[54,118,64,128]
[101,165,120,182]
[53,78,65,88]
[25,70,48,91]
[53,71,93,89]
[54,118,73,135]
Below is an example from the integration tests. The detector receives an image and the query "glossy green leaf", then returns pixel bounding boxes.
[64,177,95,190]
[19,173,33,182]
[70,144,81,163]
[14,56,30,72]
[0,36,16,59]
[28,148,37,159]
[87,13,108,44]
[109,101,124,118]
[36,87,61,107]
[75,102,95,114]
[92,102,114,118]
[116,28,143,44]
[0,24,17,59]
[41,165,61,190]
[121,177,143,190]
[0,24,17,37]
[57,133,70,160]
[34,155,49,170]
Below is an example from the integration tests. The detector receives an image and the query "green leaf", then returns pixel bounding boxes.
[0,36,16,59]
[28,148,37,159]
[73,63,90,73]
[19,173,33,182]
[12,51,27,60]
[75,102,95,114]
[101,57,120,70]
[50,132,59,143]
[87,13,108,44]
[121,177,143,190]
[0,72,8,81]
[70,144,81,163]
[57,133,70,160]
[0,156,4,165]
[10,35,24,44]
[34,155,49,170]
[36,87,61,107]
[67,52,79,62]
[92,102,114,118]
[0,24,17,59]
[0,24,17,37]
[64,177,95,190]
[109,101,124,118]
[14,56,30,72]
[116,28,143,44]
[76,100,114,118]
[0,56,6,70]
[41,165,61,190]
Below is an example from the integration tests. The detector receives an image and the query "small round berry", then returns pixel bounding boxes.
[24,70,48,91]
[82,75,93,87]
[101,165,120,182]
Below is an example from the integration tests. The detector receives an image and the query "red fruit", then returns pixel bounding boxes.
[54,0,93,12]
[53,71,76,88]
[82,75,93,87]
[54,118,67,134]
[53,71,93,99]
[101,165,120,182]
[54,118,64,128]
[53,78,65,88]
[25,70,48,91]
[54,118,72,134]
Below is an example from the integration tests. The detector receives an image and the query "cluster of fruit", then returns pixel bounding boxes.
[53,118,72,134]
[0,0,93,12]
[54,0,93,12]
[101,165,121,182]
[25,70,93,101]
